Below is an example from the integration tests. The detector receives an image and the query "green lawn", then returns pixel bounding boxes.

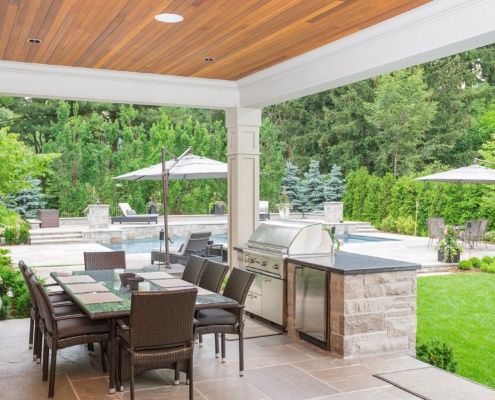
[417,273,495,388]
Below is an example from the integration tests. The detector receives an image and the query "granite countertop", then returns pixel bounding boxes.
[285,251,421,275]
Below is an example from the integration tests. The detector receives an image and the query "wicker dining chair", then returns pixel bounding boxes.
[83,250,126,270]
[116,288,198,400]
[195,268,255,376]
[197,260,229,348]
[18,261,75,361]
[31,275,109,398]
[181,255,208,285]
[199,260,229,293]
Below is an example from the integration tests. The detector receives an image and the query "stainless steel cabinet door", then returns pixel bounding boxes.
[261,276,284,326]
[294,267,327,342]
[245,273,262,316]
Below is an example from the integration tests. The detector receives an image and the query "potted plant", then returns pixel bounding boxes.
[435,225,463,263]
[276,187,293,220]
[209,192,226,215]
[322,224,342,253]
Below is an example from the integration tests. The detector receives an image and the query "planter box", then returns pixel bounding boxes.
[37,209,59,228]
[437,250,460,263]
[211,205,225,215]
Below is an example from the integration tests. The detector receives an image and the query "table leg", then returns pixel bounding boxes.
[108,319,116,394]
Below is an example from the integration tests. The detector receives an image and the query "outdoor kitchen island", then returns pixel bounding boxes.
[285,252,421,358]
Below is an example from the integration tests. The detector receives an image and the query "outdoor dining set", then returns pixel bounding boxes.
[426,217,489,249]
[18,252,254,399]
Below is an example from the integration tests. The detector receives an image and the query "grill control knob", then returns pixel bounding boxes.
[261,261,267,267]
[273,264,279,270]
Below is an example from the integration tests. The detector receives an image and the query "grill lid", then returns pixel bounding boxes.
[247,220,332,255]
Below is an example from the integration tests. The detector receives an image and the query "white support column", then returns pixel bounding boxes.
[226,107,262,266]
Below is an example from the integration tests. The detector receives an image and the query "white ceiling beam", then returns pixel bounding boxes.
[0,61,239,109]
[238,0,495,108]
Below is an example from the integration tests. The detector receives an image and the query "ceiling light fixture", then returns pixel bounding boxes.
[27,38,42,44]
[155,13,184,23]
[203,57,215,62]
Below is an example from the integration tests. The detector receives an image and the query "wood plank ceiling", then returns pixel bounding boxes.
[0,0,431,81]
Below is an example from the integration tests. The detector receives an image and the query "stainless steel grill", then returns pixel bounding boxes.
[242,220,331,327]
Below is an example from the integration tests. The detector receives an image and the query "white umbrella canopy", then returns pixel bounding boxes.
[112,148,227,269]
[415,164,495,184]
[112,154,227,181]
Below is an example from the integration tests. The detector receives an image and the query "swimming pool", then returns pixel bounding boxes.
[104,234,394,254]
[104,234,228,254]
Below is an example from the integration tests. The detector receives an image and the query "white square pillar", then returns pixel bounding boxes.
[226,107,262,265]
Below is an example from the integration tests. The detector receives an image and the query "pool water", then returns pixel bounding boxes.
[104,234,228,254]
[104,234,393,254]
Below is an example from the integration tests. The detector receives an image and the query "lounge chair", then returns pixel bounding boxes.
[151,230,212,265]
[259,201,270,221]
[111,203,158,224]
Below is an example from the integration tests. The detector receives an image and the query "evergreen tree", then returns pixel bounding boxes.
[324,164,345,201]
[3,179,46,218]
[302,160,325,211]
[281,161,301,209]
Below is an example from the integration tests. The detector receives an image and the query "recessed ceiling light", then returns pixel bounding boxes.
[27,38,42,44]
[203,57,215,62]
[155,13,184,23]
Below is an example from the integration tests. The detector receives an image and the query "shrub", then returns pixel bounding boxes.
[0,250,30,318]
[457,260,473,270]
[18,224,30,244]
[469,257,482,268]
[4,227,17,244]
[396,216,416,235]
[416,340,457,373]
[379,216,396,233]
[481,262,495,273]
[0,295,10,320]
[481,255,494,265]
[485,231,495,242]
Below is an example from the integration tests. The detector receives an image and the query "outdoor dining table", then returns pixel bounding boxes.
[50,268,239,393]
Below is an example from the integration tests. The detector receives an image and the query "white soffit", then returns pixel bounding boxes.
[0,61,239,109]
[238,0,495,108]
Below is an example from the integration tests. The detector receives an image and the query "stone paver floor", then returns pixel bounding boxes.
[3,227,495,399]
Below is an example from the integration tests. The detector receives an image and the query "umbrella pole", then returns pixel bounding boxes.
[161,146,193,270]
[162,149,170,269]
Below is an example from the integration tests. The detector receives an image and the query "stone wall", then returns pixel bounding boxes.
[330,270,416,358]
[286,263,417,359]
[87,205,110,229]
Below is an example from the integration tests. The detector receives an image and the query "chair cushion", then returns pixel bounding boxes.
[127,210,137,215]
[57,317,109,339]
[54,304,84,316]
[48,293,71,303]
[152,246,181,254]
[196,309,237,326]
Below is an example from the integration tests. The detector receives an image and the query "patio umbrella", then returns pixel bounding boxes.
[415,163,495,184]
[113,147,227,268]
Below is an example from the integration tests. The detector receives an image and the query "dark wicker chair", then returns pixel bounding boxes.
[31,275,109,398]
[18,261,75,361]
[116,288,198,400]
[196,268,255,376]
[197,260,230,347]
[84,251,126,270]
[199,260,229,293]
[181,255,208,285]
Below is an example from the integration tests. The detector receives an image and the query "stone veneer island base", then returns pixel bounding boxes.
[286,252,420,359]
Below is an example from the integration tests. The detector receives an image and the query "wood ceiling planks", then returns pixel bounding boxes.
[0,0,432,80]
